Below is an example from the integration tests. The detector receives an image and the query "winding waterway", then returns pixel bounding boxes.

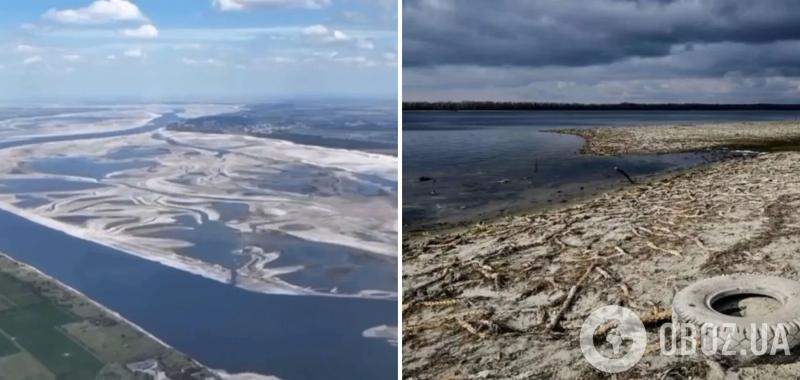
[0,110,397,379]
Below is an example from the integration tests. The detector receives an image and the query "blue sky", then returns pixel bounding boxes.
[0,0,397,103]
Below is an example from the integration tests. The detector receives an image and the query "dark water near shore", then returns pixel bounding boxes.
[404,110,800,227]
[0,208,396,380]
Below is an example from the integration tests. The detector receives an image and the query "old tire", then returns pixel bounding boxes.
[672,274,800,361]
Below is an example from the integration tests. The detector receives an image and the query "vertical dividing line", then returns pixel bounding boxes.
[396,0,404,377]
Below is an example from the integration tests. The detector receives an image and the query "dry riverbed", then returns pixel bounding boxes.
[403,121,800,379]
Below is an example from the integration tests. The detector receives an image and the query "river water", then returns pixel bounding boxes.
[0,107,397,380]
[404,110,800,228]
[0,208,395,379]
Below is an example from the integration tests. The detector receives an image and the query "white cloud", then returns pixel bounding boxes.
[23,56,42,65]
[123,24,159,39]
[213,0,331,11]
[271,56,296,63]
[123,48,144,58]
[44,0,147,24]
[107,54,118,60]
[15,44,39,53]
[63,54,82,62]
[334,56,378,67]
[332,30,350,41]
[303,24,329,36]
[182,58,226,66]
[303,24,357,44]
[312,51,339,59]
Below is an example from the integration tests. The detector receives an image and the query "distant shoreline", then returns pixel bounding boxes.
[403,102,800,111]
[554,120,800,155]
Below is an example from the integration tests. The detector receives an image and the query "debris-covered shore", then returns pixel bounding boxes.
[556,121,800,155]
[403,121,800,379]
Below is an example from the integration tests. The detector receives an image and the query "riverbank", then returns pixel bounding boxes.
[404,163,715,236]
[0,252,220,379]
[556,120,800,155]
[0,206,396,380]
[403,121,800,379]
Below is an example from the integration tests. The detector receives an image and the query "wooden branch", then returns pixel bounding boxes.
[545,264,595,332]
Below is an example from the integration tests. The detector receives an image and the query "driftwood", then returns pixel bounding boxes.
[594,307,672,338]
[614,166,636,184]
[545,264,595,332]
[403,127,800,378]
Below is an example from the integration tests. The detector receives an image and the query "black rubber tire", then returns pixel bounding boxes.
[672,274,800,361]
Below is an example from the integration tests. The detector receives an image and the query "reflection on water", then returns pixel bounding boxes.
[404,110,800,227]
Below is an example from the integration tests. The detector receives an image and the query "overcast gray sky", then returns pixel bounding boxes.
[404,0,800,103]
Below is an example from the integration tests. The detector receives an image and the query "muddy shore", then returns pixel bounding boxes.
[403,121,800,379]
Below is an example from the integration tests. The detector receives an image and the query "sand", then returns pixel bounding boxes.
[403,121,800,379]
[0,125,397,299]
[556,120,800,155]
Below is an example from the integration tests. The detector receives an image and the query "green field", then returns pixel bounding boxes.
[0,273,42,307]
[0,273,103,380]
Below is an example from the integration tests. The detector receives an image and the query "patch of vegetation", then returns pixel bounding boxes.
[0,273,103,380]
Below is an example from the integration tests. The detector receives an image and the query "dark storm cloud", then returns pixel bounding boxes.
[404,0,800,102]
[404,0,800,68]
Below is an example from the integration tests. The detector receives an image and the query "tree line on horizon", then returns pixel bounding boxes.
[403,101,800,111]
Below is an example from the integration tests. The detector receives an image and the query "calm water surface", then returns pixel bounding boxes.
[404,111,800,227]
[0,208,396,380]
[0,107,397,380]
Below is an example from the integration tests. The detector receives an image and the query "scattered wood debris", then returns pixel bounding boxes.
[404,121,800,379]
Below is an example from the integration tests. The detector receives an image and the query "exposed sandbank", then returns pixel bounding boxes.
[555,120,800,155]
[403,121,800,379]
[0,126,397,299]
